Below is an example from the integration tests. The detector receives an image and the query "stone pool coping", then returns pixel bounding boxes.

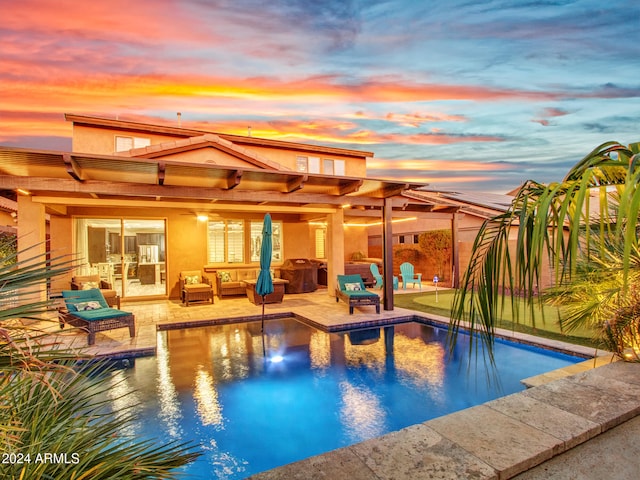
[248,359,638,480]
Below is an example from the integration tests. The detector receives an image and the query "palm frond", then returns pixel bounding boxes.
[449,141,640,361]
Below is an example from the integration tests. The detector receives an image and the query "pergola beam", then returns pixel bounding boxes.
[0,175,386,208]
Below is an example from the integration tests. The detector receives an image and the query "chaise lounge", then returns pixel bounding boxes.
[60,288,136,345]
[335,274,380,315]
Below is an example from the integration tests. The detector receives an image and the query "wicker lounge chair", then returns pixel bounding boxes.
[335,274,380,315]
[61,289,135,345]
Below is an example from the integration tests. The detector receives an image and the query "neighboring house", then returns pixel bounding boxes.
[0,195,18,235]
[0,113,508,307]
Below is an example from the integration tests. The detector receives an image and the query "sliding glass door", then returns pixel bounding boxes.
[75,218,166,299]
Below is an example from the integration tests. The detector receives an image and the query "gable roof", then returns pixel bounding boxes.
[115,133,290,171]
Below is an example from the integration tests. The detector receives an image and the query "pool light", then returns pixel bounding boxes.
[270,355,284,363]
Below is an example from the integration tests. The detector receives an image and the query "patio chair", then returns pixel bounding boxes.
[180,270,214,306]
[60,288,135,345]
[71,274,120,308]
[369,263,399,290]
[335,274,380,315]
[399,262,422,290]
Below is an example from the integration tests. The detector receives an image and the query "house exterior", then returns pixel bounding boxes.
[0,113,509,307]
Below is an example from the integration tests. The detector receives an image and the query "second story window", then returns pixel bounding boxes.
[115,135,151,152]
[322,159,345,176]
[296,156,320,173]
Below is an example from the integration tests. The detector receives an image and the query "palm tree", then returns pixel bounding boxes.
[449,141,640,363]
[0,237,200,479]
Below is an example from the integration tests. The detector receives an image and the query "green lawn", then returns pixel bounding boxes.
[394,290,602,349]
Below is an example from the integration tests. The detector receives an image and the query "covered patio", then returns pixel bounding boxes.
[0,146,463,312]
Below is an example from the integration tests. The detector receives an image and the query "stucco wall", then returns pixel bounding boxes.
[70,124,368,176]
[49,206,322,300]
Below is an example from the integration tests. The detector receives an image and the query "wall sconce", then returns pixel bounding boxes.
[10,212,17,223]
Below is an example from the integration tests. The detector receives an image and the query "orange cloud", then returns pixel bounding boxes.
[367,159,513,172]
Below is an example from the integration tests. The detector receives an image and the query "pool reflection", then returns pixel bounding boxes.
[121,317,580,480]
[163,320,445,390]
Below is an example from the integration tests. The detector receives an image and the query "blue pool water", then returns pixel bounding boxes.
[105,318,583,479]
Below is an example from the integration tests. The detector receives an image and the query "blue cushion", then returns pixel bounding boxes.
[341,290,378,298]
[62,289,109,311]
[69,308,131,322]
[337,274,366,291]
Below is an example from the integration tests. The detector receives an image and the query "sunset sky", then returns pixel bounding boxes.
[1,0,638,193]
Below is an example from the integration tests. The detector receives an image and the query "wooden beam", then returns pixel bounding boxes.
[31,195,338,214]
[367,183,410,198]
[63,154,82,181]
[158,162,166,185]
[286,174,307,193]
[226,170,242,189]
[0,175,385,207]
[339,179,363,195]
[343,209,454,219]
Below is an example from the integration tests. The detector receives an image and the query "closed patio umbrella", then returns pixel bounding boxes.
[256,213,274,332]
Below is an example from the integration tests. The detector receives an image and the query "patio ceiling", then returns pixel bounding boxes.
[0,146,453,219]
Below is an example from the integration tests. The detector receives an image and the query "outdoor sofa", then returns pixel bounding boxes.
[214,267,282,298]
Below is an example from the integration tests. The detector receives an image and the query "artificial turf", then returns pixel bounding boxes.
[394,289,602,350]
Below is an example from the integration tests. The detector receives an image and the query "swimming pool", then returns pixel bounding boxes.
[104,317,583,479]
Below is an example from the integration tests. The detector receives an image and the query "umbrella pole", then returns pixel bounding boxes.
[261,295,266,358]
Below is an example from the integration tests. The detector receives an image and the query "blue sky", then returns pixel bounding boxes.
[1,0,638,193]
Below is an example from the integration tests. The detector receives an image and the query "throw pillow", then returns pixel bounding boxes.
[184,275,200,285]
[219,271,232,283]
[75,301,102,311]
[81,281,100,290]
[344,282,362,291]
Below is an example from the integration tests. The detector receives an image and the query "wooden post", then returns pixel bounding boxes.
[451,212,460,288]
[382,197,394,310]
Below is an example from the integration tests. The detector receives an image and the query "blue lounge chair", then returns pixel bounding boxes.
[61,289,135,345]
[399,262,422,290]
[335,274,380,315]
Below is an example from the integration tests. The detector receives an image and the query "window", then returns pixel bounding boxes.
[298,156,320,174]
[296,156,308,172]
[315,228,326,258]
[115,135,151,152]
[322,158,345,176]
[323,159,334,175]
[207,220,244,263]
[250,220,283,262]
